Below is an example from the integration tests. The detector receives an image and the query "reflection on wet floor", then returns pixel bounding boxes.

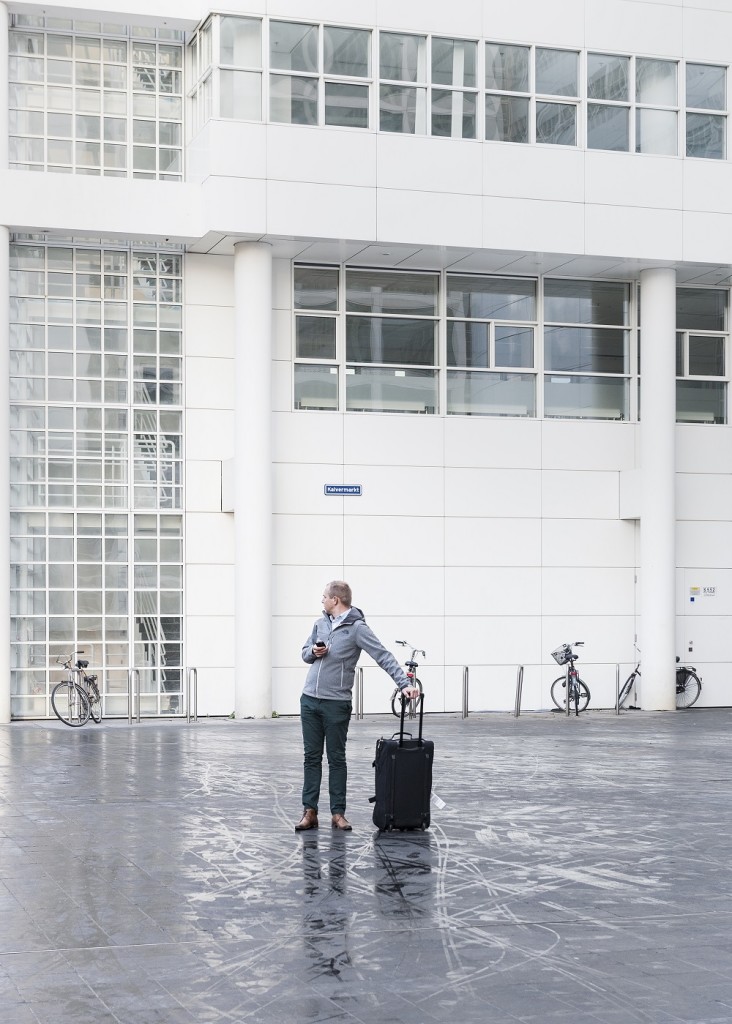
[2,711,732,1023]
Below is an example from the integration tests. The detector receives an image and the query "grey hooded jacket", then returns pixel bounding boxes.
[301,606,410,701]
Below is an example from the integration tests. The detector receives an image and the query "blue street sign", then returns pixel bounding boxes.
[324,485,362,496]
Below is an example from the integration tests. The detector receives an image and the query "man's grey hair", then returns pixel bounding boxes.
[326,580,352,607]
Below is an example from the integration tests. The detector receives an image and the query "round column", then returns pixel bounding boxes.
[233,242,273,718]
[639,267,677,710]
[0,226,9,724]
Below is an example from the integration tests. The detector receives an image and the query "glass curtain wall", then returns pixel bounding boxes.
[9,16,184,179]
[9,240,184,718]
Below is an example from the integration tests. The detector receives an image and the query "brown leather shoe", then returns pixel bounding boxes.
[294,808,318,832]
[331,814,352,831]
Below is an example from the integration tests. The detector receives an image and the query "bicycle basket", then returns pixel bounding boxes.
[551,644,572,666]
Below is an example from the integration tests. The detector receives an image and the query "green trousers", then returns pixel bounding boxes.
[300,694,352,815]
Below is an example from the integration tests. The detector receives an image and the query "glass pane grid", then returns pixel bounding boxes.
[9,240,184,718]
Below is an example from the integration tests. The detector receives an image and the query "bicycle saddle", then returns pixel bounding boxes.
[76,660,89,668]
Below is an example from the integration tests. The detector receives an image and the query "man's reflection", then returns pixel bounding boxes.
[301,831,352,979]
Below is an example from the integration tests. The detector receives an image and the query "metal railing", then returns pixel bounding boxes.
[462,666,469,719]
[186,667,198,723]
[514,665,524,717]
[127,668,140,724]
[354,667,364,720]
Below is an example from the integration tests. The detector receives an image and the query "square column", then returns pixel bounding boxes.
[639,267,676,710]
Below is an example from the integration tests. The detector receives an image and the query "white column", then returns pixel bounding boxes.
[0,227,10,724]
[639,268,677,710]
[233,242,273,718]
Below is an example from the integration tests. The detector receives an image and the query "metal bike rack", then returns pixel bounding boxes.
[462,666,469,719]
[186,667,198,723]
[127,668,140,724]
[514,665,524,717]
[354,667,364,720]
[615,664,620,715]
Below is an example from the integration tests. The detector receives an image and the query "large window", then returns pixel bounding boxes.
[431,37,478,139]
[271,21,371,127]
[446,276,536,415]
[9,240,184,718]
[380,32,427,134]
[686,63,726,159]
[9,16,184,179]
[675,288,727,423]
[544,280,630,420]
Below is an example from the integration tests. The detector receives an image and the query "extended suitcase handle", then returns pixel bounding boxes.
[399,691,424,746]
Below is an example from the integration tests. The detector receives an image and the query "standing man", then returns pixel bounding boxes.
[295,581,421,832]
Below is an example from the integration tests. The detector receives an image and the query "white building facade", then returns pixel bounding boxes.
[2,0,732,722]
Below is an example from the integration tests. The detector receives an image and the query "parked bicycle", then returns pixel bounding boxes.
[550,642,591,715]
[619,653,702,709]
[390,640,424,718]
[51,651,102,727]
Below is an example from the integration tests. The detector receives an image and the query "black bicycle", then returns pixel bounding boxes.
[550,642,591,714]
[51,651,102,727]
[619,654,702,709]
[390,640,424,717]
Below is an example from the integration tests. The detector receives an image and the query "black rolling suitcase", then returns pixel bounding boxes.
[370,694,433,831]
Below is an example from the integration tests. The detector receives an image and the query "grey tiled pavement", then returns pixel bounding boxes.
[2,708,732,1023]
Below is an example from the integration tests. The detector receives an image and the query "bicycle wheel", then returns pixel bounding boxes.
[390,677,423,717]
[550,676,591,713]
[676,670,702,709]
[618,672,636,708]
[89,692,102,723]
[51,681,90,727]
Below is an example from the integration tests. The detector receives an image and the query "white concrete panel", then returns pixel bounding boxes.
[186,616,235,667]
[209,122,267,179]
[185,357,236,410]
[543,421,636,471]
[186,513,235,564]
[444,417,542,469]
[273,565,351,617]
[585,0,682,55]
[273,615,320,667]
[377,135,482,195]
[445,517,541,567]
[677,617,732,662]
[267,180,377,240]
[201,175,267,235]
[677,473,732,521]
[542,470,620,519]
[585,203,683,261]
[682,569,732,615]
[445,468,541,518]
[272,308,292,362]
[542,519,636,567]
[676,425,732,473]
[345,567,445,616]
[274,514,344,566]
[272,667,305,716]
[445,615,542,666]
[482,195,585,255]
[185,254,235,307]
[344,414,444,467]
[344,515,444,566]
[676,522,732,569]
[267,125,377,187]
[273,410,344,463]
[274,462,356,515]
[682,211,732,265]
[272,357,292,413]
[683,8,732,63]
[541,615,637,666]
[195,667,236,717]
[542,568,636,616]
[272,258,292,312]
[185,410,235,460]
[445,567,542,616]
[364,616,444,665]
[184,304,235,360]
[480,0,585,46]
[375,0,483,35]
[686,662,732,709]
[185,461,223,513]
[378,189,483,249]
[683,161,732,216]
[483,145,585,204]
[340,465,445,517]
[275,0,377,26]
[185,564,235,616]
[585,152,682,210]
